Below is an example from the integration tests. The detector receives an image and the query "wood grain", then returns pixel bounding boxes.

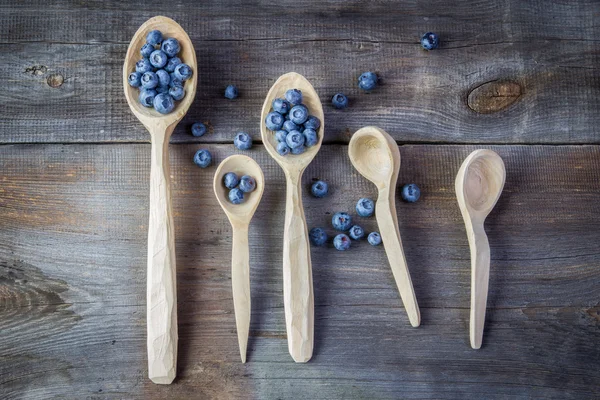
[0,143,599,399]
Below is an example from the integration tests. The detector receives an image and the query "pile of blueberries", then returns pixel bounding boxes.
[223,172,257,204]
[265,89,321,156]
[127,29,193,114]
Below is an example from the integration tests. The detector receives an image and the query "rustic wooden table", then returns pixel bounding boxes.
[1,1,599,399]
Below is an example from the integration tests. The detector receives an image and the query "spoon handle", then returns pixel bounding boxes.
[468,223,490,349]
[282,173,314,363]
[375,188,420,327]
[146,133,177,384]
[231,224,251,363]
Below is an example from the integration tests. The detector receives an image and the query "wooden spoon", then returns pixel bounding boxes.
[123,16,197,384]
[455,149,505,349]
[260,72,324,362]
[213,155,265,363]
[348,127,420,327]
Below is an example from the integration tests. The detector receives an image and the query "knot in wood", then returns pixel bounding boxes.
[467,80,522,114]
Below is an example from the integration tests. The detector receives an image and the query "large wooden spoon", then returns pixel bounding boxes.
[348,126,420,327]
[260,72,324,362]
[455,149,505,349]
[213,155,265,363]
[123,16,197,384]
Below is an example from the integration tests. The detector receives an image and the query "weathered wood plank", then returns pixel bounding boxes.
[1,143,599,399]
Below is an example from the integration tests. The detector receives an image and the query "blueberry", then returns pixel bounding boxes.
[277,142,290,156]
[358,71,378,91]
[332,93,348,109]
[356,198,375,217]
[272,98,291,115]
[275,130,288,142]
[156,85,170,94]
[141,71,158,89]
[224,85,238,99]
[156,69,170,87]
[285,89,303,105]
[223,172,239,189]
[149,50,168,68]
[229,188,244,204]
[291,146,306,155]
[191,122,207,137]
[128,71,142,87]
[141,43,155,58]
[311,180,328,198]
[153,93,175,114]
[234,132,252,150]
[169,85,185,100]
[333,234,351,251]
[165,56,182,73]
[239,175,256,193]
[283,120,300,132]
[174,63,192,81]
[193,149,212,168]
[304,116,321,130]
[289,105,309,125]
[169,73,182,88]
[348,225,365,240]
[139,89,157,107]
[421,32,439,50]
[303,128,318,147]
[286,130,305,149]
[332,212,352,231]
[265,112,284,131]
[146,30,163,46]
[161,38,180,57]
[309,227,328,246]
[368,232,382,246]
[401,183,421,203]
[135,58,153,74]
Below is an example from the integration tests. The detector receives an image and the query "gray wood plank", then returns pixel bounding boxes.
[1,143,599,399]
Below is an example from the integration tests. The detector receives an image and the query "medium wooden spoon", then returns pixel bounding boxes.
[213,155,265,363]
[348,126,420,327]
[123,16,197,384]
[260,72,324,362]
[455,149,505,349]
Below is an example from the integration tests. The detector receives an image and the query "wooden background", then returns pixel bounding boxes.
[1,1,599,399]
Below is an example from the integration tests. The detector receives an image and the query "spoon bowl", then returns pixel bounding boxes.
[348,127,397,187]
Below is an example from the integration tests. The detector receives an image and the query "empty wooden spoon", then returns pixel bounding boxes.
[260,72,324,362]
[213,155,265,363]
[455,149,505,349]
[123,16,197,384]
[348,126,420,327]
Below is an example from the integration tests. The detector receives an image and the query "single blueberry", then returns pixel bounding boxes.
[239,175,256,193]
[156,69,170,87]
[275,130,288,142]
[332,93,348,109]
[285,89,303,105]
[333,234,351,251]
[368,232,382,246]
[223,172,239,189]
[272,98,291,115]
[153,93,175,114]
[303,128,318,147]
[309,227,328,246]
[128,71,142,87]
[224,85,238,99]
[401,183,421,203]
[421,32,439,50]
[161,38,180,57]
[286,130,305,149]
[234,132,252,150]
[358,71,378,91]
[193,149,212,168]
[283,120,300,132]
[311,180,328,198]
[140,43,155,58]
[135,58,153,74]
[146,30,163,46]
[304,116,321,130]
[356,198,375,217]
[265,112,284,131]
[277,142,290,156]
[165,56,182,73]
[332,212,352,231]
[291,146,306,155]
[149,50,168,68]
[229,188,244,204]
[169,73,182,88]
[139,89,157,107]
[156,85,170,94]
[174,63,192,81]
[191,122,207,137]
[348,225,365,240]
[289,105,309,125]
[141,71,158,89]
[169,85,185,100]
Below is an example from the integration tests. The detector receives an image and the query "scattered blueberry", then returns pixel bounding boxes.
[141,71,158,89]
[234,132,252,150]
[291,146,306,155]
[225,85,238,99]
[358,71,378,91]
[161,38,180,58]
[303,116,321,130]
[191,122,207,137]
[139,89,157,107]
[283,120,300,133]
[193,149,212,168]
[149,50,168,68]
[286,130,305,149]
[332,93,348,109]
[332,212,352,231]
[128,71,142,87]
[285,88,303,105]
[156,69,170,87]
[368,232,382,246]
[289,105,309,125]
[140,43,155,58]
[275,130,288,142]
[169,85,185,100]
[229,188,244,204]
[311,181,328,198]
[401,183,421,203]
[272,98,291,115]
[421,32,439,50]
[223,172,239,189]
[153,93,175,114]
[309,227,328,246]
[135,58,153,74]
[303,128,318,147]
[146,30,163,46]
[356,198,375,217]
[265,112,285,131]
[174,63,192,81]
[277,142,291,156]
[239,175,256,193]
[165,57,182,73]
[348,225,365,240]
[333,234,351,251]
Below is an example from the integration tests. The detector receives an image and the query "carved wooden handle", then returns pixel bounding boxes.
[231,224,251,363]
[468,223,490,349]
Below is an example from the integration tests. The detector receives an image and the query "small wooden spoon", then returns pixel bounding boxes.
[455,149,505,349]
[123,16,197,384]
[260,72,324,362]
[213,155,265,363]
[348,126,420,327]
